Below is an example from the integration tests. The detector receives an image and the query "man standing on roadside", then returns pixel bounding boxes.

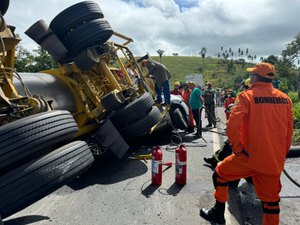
[188,81,204,137]
[200,62,294,225]
[203,82,216,128]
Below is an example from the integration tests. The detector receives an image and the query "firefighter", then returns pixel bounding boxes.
[223,89,235,121]
[182,81,195,133]
[200,62,294,225]
[170,81,183,96]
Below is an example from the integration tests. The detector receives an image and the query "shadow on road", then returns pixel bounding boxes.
[227,183,262,225]
[68,152,149,190]
[3,215,50,225]
[141,183,159,198]
[68,126,174,191]
[141,182,185,198]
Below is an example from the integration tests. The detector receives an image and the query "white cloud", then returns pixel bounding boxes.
[3,0,300,59]
[141,0,180,17]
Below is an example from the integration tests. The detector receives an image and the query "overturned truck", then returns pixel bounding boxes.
[0,0,189,220]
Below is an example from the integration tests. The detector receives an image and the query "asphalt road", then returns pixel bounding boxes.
[3,107,300,225]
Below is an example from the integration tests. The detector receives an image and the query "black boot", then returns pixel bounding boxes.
[228,179,240,188]
[187,126,195,133]
[204,156,218,168]
[200,201,226,224]
[245,176,253,185]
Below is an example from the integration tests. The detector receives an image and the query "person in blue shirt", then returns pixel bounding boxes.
[273,79,280,89]
[188,81,204,137]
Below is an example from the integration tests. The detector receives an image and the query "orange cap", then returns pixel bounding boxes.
[246,62,275,79]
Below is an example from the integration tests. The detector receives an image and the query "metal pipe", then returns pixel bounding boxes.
[99,59,121,91]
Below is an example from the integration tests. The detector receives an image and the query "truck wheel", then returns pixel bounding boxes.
[74,47,97,71]
[49,1,104,38]
[0,110,78,171]
[0,141,94,219]
[101,90,125,112]
[24,19,50,44]
[0,0,9,16]
[39,32,68,63]
[170,108,188,130]
[110,92,154,128]
[119,106,162,141]
[62,18,113,57]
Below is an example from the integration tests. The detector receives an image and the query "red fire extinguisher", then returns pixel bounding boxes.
[175,144,187,185]
[152,146,163,186]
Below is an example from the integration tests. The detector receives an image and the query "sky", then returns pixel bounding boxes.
[4,0,300,59]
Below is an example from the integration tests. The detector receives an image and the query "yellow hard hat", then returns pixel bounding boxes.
[174,81,180,86]
[244,78,250,87]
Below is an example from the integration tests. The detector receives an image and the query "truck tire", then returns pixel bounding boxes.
[0,0,9,16]
[24,19,50,44]
[169,103,189,130]
[62,18,113,57]
[0,110,78,171]
[49,1,104,38]
[110,92,154,128]
[0,141,94,219]
[101,90,125,112]
[119,106,162,141]
[74,47,97,71]
[170,108,188,130]
[39,32,68,63]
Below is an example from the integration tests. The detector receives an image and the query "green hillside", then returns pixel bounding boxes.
[149,56,255,89]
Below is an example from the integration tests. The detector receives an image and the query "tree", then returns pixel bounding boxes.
[33,47,57,71]
[227,59,235,74]
[14,45,57,72]
[222,52,229,64]
[199,47,207,64]
[282,32,300,65]
[14,45,35,72]
[156,49,165,62]
[263,55,278,65]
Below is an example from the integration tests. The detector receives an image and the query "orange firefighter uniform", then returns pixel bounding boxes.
[213,63,294,225]
[223,95,235,120]
[182,87,195,128]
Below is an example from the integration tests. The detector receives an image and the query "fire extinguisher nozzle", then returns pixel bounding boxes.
[162,161,173,167]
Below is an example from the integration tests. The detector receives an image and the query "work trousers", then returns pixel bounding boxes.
[188,105,195,127]
[192,108,202,136]
[214,154,281,225]
[205,103,216,126]
[225,111,231,121]
[155,81,170,104]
